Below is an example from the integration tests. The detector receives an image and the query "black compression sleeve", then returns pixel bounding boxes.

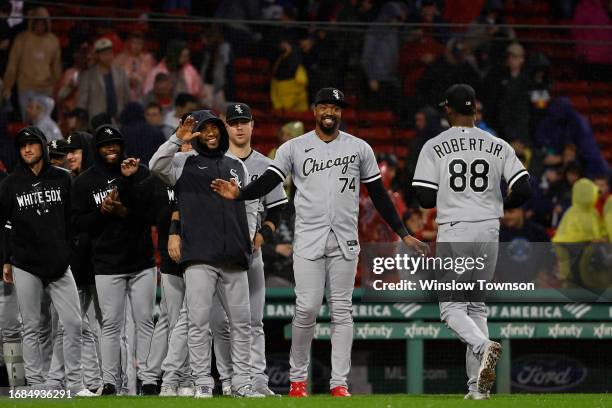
[365,178,409,239]
[504,175,532,209]
[263,203,285,228]
[414,186,437,209]
[238,169,284,201]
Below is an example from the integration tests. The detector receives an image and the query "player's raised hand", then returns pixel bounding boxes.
[211,178,240,200]
[121,158,140,177]
[176,115,201,142]
[402,235,430,257]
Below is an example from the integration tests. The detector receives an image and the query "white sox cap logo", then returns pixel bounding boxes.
[67,136,72,144]
[235,105,243,114]
[50,141,57,149]
[333,90,340,100]
[105,128,113,135]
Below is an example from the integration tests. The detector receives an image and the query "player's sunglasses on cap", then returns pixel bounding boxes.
[314,87,348,108]
[439,83,476,115]
[225,102,253,123]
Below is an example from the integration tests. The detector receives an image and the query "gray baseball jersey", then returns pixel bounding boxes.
[412,127,527,224]
[242,149,288,220]
[269,130,380,260]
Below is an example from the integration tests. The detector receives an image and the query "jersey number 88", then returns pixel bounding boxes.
[449,159,489,193]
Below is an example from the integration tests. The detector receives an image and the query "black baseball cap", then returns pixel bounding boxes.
[48,139,69,157]
[439,84,476,115]
[95,125,124,146]
[314,87,348,108]
[65,131,92,151]
[225,102,252,123]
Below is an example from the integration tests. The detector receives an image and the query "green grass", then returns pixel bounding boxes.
[2,394,612,408]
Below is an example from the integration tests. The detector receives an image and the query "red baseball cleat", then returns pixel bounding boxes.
[288,381,308,397]
[330,386,352,397]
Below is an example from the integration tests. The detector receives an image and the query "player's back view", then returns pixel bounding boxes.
[412,84,531,400]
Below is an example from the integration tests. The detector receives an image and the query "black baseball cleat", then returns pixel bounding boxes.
[101,383,116,396]
[141,384,159,396]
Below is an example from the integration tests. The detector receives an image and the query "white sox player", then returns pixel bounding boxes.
[212,88,427,397]
[412,84,531,400]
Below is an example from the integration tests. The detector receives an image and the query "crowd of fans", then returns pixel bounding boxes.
[0,0,611,287]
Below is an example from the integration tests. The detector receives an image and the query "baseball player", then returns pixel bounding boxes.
[412,84,531,400]
[71,125,157,395]
[149,110,261,398]
[212,87,428,397]
[0,126,96,397]
[207,102,287,397]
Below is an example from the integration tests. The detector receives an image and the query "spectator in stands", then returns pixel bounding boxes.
[2,6,61,120]
[214,0,262,56]
[482,42,530,140]
[90,112,112,130]
[270,39,309,111]
[300,29,342,104]
[475,100,496,135]
[119,102,166,166]
[535,97,609,178]
[415,37,481,110]
[162,93,198,134]
[335,0,377,71]
[465,0,515,66]
[402,106,444,206]
[61,108,89,137]
[141,73,173,115]
[530,165,571,228]
[360,2,407,111]
[143,39,203,100]
[510,137,532,169]
[25,94,63,142]
[114,32,155,102]
[527,53,552,135]
[268,120,304,159]
[403,208,437,242]
[572,0,612,81]
[144,102,173,139]
[55,42,93,121]
[594,174,610,215]
[552,178,606,289]
[77,38,130,122]
[198,26,231,112]
[0,1,14,77]
[498,207,552,285]
[408,0,450,46]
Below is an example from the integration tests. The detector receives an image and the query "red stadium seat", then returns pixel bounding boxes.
[569,95,590,112]
[356,127,393,143]
[553,81,590,95]
[234,58,253,70]
[358,110,395,125]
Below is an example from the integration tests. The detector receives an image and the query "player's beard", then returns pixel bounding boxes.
[318,115,338,135]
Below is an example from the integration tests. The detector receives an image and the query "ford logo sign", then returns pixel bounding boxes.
[511,354,587,392]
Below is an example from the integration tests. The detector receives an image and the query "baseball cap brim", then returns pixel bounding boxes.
[226,115,252,123]
[315,98,348,108]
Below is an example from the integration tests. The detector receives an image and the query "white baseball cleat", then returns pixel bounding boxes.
[193,386,212,398]
[74,388,99,397]
[159,384,178,397]
[222,381,232,396]
[477,341,502,394]
[255,385,281,397]
[464,391,490,400]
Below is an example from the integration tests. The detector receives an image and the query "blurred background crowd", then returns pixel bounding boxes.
[0,0,611,287]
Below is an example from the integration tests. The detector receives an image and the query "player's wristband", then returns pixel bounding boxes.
[259,224,274,243]
[169,220,181,236]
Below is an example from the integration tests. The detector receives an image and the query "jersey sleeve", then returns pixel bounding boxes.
[269,141,293,181]
[412,141,439,190]
[503,142,529,189]
[360,141,381,183]
[263,181,288,209]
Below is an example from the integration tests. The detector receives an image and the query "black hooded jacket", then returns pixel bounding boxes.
[71,128,155,275]
[0,126,72,281]
[150,110,253,270]
[119,102,166,167]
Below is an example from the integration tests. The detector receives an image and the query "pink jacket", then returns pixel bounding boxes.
[143,61,203,99]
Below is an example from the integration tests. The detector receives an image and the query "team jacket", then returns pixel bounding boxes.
[0,127,72,281]
[71,155,155,275]
[150,109,257,270]
[151,176,180,276]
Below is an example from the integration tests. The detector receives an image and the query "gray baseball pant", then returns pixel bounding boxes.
[46,286,102,390]
[40,293,53,376]
[210,248,269,388]
[1,281,25,387]
[184,263,251,390]
[161,304,191,387]
[145,273,190,384]
[436,219,499,393]
[290,230,358,389]
[12,267,84,392]
[95,268,156,388]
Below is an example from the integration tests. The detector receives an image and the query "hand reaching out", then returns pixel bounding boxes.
[176,115,201,143]
[210,178,240,200]
[121,158,140,177]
